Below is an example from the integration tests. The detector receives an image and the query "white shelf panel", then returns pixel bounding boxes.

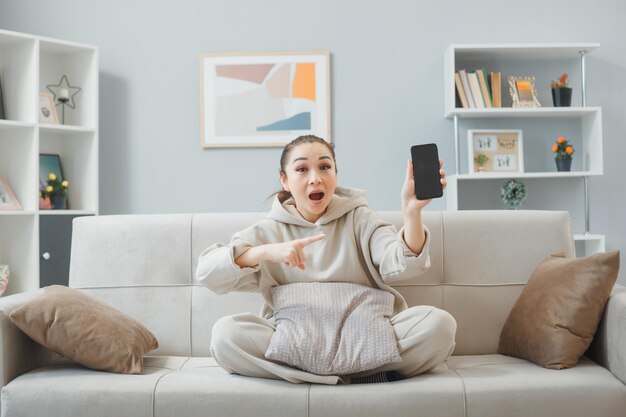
[451,43,599,59]
[452,171,602,180]
[0,120,36,130]
[574,234,605,241]
[446,107,600,119]
[0,211,37,216]
[39,124,96,134]
[39,210,97,216]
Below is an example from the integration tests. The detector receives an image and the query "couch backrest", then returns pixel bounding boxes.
[69,210,574,357]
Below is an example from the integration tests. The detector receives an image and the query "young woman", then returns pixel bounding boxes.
[195,135,456,385]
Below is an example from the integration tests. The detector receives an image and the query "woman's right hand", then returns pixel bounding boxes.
[263,234,326,270]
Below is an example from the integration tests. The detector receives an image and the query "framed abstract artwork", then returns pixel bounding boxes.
[200,51,331,148]
[468,130,524,174]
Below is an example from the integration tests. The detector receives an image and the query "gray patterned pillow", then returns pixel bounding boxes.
[265,282,401,376]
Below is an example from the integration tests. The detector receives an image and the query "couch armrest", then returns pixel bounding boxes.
[0,290,58,388]
[587,284,626,384]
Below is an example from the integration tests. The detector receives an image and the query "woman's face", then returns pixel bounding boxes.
[279,142,337,223]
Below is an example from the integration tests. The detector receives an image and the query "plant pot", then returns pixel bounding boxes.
[552,87,572,107]
[50,195,66,210]
[555,158,572,172]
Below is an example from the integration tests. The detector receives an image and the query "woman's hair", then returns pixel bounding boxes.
[267,135,337,203]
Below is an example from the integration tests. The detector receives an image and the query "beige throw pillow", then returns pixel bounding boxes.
[9,285,158,374]
[498,251,620,369]
[265,282,401,376]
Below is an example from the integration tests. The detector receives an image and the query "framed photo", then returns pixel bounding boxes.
[468,130,524,174]
[200,51,331,148]
[507,76,541,108]
[39,92,59,124]
[0,176,22,210]
[39,153,67,209]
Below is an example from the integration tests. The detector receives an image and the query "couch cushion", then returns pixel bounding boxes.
[0,362,170,417]
[8,285,158,374]
[498,251,620,369]
[449,354,626,417]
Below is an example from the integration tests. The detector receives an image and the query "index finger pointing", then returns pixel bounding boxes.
[299,233,326,247]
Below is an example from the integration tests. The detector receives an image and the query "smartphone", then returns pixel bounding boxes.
[411,143,443,200]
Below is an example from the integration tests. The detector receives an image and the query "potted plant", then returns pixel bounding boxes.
[40,172,69,209]
[474,154,489,172]
[552,136,575,171]
[551,73,572,107]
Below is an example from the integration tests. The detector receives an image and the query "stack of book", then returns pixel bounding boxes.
[455,69,501,109]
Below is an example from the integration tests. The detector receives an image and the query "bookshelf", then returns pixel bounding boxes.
[0,29,98,296]
[444,43,604,256]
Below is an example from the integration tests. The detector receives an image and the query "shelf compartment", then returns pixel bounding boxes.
[574,234,605,257]
[39,39,97,129]
[0,125,37,211]
[0,30,37,123]
[39,129,98,212]
[0,214,38,295]
[444,43,599,116]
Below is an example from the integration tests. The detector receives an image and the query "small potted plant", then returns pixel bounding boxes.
[40,172,69,209]
[474,154,489,172]
[552,136,575,171]
[551,73,572,107]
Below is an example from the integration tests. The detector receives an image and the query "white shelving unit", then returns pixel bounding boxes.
[444,43,605,256]
[0,29,98,296]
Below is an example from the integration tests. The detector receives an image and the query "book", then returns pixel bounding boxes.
[476,69,492,108]
[491,71,502,108]
[0,76,5,119]
[454,72,469,108]
[458,69,475,108]
[467,72,485,108]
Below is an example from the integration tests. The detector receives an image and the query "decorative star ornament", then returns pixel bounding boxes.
[46,75,81,109]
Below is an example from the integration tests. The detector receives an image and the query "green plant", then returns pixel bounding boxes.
[40,173,68,198]
[550,73,569,89]
[552,136,575,160]
[474,154,489,167]
[501,179,526,209]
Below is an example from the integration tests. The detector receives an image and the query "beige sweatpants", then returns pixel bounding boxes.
[210,305,457,385]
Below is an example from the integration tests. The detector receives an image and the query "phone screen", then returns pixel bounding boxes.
[411,143,443,200]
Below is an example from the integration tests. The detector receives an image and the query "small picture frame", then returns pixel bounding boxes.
[468,130,524,174]
[507,76,541,108]
[38,92,59,124]
[0,176,22,210]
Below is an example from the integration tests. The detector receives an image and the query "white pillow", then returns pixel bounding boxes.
[265,282,401,376]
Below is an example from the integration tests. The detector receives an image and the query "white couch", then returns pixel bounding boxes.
[1,210,625,417]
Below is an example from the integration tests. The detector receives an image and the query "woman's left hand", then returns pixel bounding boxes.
[401,159,447,212]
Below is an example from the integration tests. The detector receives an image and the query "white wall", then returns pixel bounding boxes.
[1,0,625,283]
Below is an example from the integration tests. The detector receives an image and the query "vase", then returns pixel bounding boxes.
[555,158,572,172]
[0,265,9,296]
[552,87,572,107]
[50,195,66,209]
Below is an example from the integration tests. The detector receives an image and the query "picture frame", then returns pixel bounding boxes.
[507,76,541,108]
[38,92,59,124]
[468,130,524,174]
[39,153,68,209]
[0,176,22,210]
[200,51,331,148]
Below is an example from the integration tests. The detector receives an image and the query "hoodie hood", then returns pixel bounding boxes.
[268,186,368,227]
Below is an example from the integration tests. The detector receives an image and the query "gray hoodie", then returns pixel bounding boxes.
[195,186,431,317]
